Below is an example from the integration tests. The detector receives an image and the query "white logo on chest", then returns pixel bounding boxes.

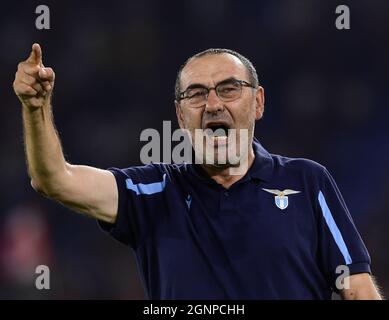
[262,188,301,210]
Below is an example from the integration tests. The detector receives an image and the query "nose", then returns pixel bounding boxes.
[205,88,224,113]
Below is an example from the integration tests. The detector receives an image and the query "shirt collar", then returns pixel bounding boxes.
[249,137,274,182]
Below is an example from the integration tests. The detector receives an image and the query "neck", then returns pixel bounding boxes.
[200,146,255,189]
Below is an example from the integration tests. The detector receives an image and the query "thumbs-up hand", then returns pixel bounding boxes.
[13,43,55,110]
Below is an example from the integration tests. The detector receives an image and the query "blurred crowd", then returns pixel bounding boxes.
[0,0,388,299]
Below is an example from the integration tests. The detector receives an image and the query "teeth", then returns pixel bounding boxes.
[204,127,228,137]
[207,135,228,146]
[212,128,227,137]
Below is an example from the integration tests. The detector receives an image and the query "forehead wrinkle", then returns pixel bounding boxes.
[180,54,247,90]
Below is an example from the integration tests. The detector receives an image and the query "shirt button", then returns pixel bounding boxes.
[224,191,229,197]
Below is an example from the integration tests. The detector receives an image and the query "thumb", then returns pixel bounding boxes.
[26,43,43,65]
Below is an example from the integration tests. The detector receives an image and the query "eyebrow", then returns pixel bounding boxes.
[183,77,239,92]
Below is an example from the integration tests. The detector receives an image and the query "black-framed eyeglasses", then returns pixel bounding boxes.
[177,78,256,106]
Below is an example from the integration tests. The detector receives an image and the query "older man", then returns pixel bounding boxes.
[13,44,381,300]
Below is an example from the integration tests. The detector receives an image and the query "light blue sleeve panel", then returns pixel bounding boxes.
[316,168,371,291]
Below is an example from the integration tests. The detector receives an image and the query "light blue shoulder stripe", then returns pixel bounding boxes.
[126,173,167,195]
[318,191,352,265]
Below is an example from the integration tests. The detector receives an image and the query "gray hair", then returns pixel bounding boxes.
[175,48,259,101]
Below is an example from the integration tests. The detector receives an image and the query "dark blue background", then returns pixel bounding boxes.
[0,0,388,299]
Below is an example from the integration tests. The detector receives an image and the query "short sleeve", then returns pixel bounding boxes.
[316,167,371,290]
[98,164,166,249]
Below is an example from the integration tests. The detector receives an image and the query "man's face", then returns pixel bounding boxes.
[175,53,265,168]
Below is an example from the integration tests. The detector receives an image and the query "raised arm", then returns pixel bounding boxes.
[13,43,118,224]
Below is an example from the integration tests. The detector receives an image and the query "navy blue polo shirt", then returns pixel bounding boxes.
[99,138,371,300]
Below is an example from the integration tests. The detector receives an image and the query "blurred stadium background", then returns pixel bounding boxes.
[0,0,388,299]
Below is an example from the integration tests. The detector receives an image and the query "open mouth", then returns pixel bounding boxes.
[201,121,233,148]
[203,122,231,138]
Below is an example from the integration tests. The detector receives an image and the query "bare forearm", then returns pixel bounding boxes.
[341,274,383,300]
[342,289,382,300]
[14,43,64,193]
[14,44,118,221]
[342,287,382,300]
[23,102,67,192]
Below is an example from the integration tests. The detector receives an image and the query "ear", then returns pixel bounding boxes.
[255,86,265,120]
[175,100,185,129]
